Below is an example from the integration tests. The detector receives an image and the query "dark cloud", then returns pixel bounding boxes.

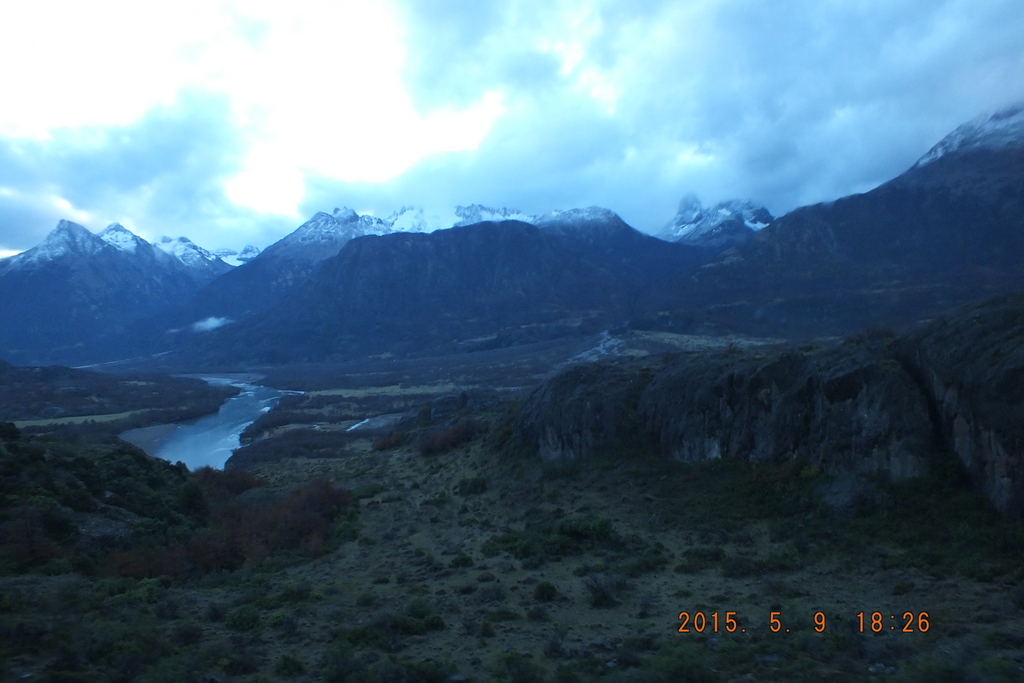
[383,0,1024,229]
[0,90,291,252]
[4,0,1024,253]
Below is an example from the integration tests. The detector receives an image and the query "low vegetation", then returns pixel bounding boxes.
[0,360,237,432]
[3,318,1024,681]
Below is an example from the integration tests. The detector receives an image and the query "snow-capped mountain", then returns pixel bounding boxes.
[0,221,215,363]
[156,236,232,284]
[453,204,537,226]
[257,208,392,265]
[657,195,773,249]
[915,104,1024,167]
[102,224,226,285]
[536,206,623,231]
[2,220,109,271]
[214,245,261,266]
[99,223,149,254]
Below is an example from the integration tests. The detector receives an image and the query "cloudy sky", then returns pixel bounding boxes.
[1,0,1023,257]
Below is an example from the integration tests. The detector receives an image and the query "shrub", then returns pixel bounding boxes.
[455,476,488,496]
[113,478,353,579]
[534,581,558,602]
[558,516,613,541]
[584,574,626,608]
[274,653,306,677]
[450,553,474,568]
[416,420,477,456]
[225,605,260,631]
[372,432,404,451]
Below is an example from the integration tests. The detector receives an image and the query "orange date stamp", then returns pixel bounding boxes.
[677,611,930,634]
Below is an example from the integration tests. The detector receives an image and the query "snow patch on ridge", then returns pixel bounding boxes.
[915,104,1024,167]
[157,236,223,269]
[658,196,773,246]
[99,223,144,253]
[6,220,109,268]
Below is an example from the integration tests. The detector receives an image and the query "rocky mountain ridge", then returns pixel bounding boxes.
[0,221,223,363]
[657,195,774,249]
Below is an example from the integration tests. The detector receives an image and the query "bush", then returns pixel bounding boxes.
[416,420,477,456]
[534,581,558,602]
[450,553,474,568]
[225,605,260,631]
[372,432,404,451]
[558,516,613,541]
[584,574,626,608]
[455,476,488,495]
[274,653,306,677]
[113,478,354,579]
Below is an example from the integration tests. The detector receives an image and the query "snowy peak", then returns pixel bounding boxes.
[259,209,392,264]
[156,236,224,270]
[658,197,773,248]
[384,206,444,233]
[453,204,537,226]
[99,223,146,254]
[214,245,261,266]
[915,104,1024,167]
[6,220,110,268]
[536,206,625,231]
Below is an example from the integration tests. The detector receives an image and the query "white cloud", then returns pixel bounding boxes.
[191,316,233,332]
[3,0,1024,247]
[1,0,507,219]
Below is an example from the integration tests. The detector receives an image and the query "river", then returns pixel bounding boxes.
[120,377,296,470]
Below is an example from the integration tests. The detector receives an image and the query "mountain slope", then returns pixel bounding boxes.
[0,221,206,362]
[187,215,709,363]
[674,109,1024,335]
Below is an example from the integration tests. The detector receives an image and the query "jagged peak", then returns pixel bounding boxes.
[156,235,222,269]
[453,204,537,226]
[332,207,359,222]
[658,195,773,246]
[915,104,1024,167]
[7,220,109,268]
[99,223,146,254]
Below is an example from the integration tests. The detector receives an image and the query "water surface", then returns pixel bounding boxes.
[126,377,294,470]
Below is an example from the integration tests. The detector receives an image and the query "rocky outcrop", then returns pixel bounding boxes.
[517,294,1024,516]
[897,294,1024,515]
[517,341,935,481]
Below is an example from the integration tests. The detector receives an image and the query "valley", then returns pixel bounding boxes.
[1,106,1024,681]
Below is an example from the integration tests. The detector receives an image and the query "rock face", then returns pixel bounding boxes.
[657,195,774,249]
[516,342,934,481]
[516,295,1024,516]
[897,294,1024,515]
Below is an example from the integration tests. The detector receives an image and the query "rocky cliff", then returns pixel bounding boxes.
[516,295,1024,515]
[896,294,1024,515]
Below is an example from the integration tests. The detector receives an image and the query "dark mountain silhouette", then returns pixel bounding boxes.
[654,113,1024,336]
[186,213,709,364]
[0,221,215,363]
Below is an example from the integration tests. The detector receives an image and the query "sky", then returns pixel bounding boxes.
[1,0,1023,258]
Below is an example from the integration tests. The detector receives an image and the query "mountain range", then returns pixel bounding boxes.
[1,105,1023,367]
